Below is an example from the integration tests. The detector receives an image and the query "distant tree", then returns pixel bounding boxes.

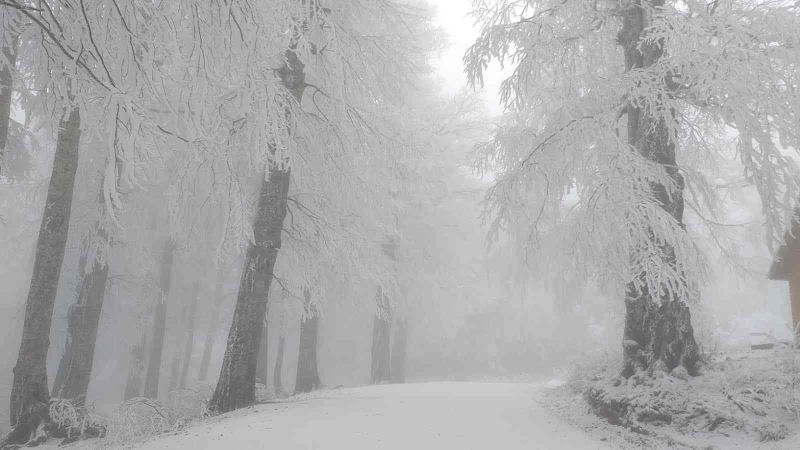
[295,289,321,394]
[143,240,176,399]
[370,288,392,384]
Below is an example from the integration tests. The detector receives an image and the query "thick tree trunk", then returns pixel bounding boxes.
[273,335,286,396]
[4,107,81,447]
[295,290,320,394]
[255,319,269,385]
[51,227,110,404]
[390,320,407,384]
[618,0,699,378]
[179,287,199,389]
[143,241,176,399]
[208,168,291,413]
[370,288,392,384]
[197,270,226,382]
[209,45,302,414]
[124,335,148,401]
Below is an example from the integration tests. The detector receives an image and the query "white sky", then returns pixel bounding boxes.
[431,0,504,114]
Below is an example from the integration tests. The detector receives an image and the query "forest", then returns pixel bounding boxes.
[1,0,800,449]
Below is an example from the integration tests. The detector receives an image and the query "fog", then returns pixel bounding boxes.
[1,1,800,448]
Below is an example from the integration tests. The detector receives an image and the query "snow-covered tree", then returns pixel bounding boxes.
[466,0,800,376]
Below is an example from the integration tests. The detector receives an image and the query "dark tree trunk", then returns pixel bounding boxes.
[143,241,176,399]
[0,21,17,176]
[51,226,110,405]
[295,290,320,394]
[255,319,269,385]
[124,335,147,401]
[391,320,407,384]
[179,286,199,389]
[273,335,286,396]
[208,44,303,414]
[208,168,291,413]
[168,355,180,393]
[618,0,699,378]
[370,288,392,384]
[4,107,81,447]
[197,270,226,382]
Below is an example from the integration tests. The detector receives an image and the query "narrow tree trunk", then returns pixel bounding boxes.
[370,288,392,384]
[273,335,286,396]
[4,107,81,446]
[179,286,199,389]
[618,0,699,378]
[0,14,17,176]
[295,290,320,394]
[168,355,180,393]
[391,320,407,384]
[197,270,226,382]
[255,319,269,385]
[143,241,176,399]
[208,45,303,413]
[124,335,147,401]
[51,228,109,404]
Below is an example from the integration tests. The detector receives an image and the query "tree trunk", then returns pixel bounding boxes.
[255,319,269,385]
[51,226,110,405]
[124,335,147,401]
[208,168,291,413]
[208,45,302,414]
[0,14,17,176]
[370,288,392,384]
[4,107,81,447]
[391,320,407,384]
[168,355,180,393]
[295,290,320,394]
[273,335,286,396]
[179,286,199,390]
[143,241,176,399]
[618,0,699,378]
[197,270,226,382]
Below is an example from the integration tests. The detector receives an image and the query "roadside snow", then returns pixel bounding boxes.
[113,382,611,449]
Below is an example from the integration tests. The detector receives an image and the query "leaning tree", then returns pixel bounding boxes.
[466,0,800,377]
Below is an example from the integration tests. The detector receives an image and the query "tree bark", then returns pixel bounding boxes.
[618,0,699,378]
[51,226,110,405]
[143,241,176,399]
[124,335,147,401]
[370,288,392,384]
[209,45,303,414]
[197,270,226,382]
[273,335,286,396]
[295,289,320,394]
[255,319,269,385]
[391,320,407,384]
[208,168,291,413]
[4,107,81,447]
[179,286,199,390]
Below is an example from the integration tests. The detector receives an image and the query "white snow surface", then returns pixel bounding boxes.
[126,382,610,449]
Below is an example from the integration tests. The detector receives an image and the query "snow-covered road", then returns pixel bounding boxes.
[134,382,610,449]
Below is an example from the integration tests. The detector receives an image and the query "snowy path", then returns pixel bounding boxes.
[134,382,610,449]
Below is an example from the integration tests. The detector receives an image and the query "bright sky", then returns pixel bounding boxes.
[432,0,504,114]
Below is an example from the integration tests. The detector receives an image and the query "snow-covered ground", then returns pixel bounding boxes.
[114,382,610,449]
